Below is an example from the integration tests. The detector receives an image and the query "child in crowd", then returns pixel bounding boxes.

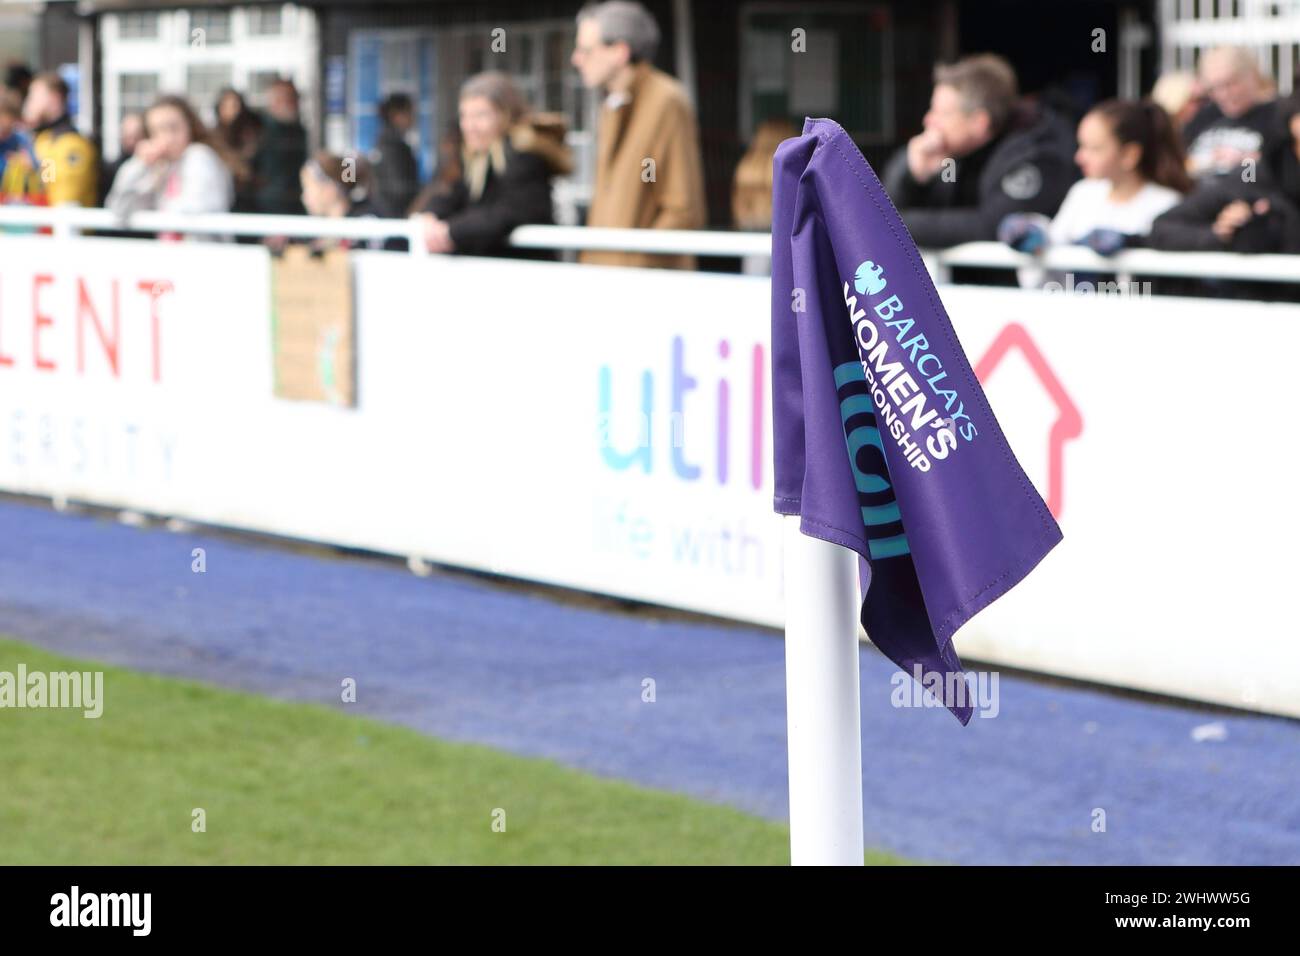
[299,150,403,252]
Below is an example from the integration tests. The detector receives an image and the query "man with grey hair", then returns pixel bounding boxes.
[881,53,1076,248]
[571,1,706,268]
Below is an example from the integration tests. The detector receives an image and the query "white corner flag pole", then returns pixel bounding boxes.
[783,514,865,865]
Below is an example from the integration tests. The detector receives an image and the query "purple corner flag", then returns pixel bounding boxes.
[770,117,1062,725]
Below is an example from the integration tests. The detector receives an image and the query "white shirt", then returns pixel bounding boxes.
[106,142,234,216]
[1048,177,1182,243]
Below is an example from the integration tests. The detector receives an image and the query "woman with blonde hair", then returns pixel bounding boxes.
[1150,71,1205,134]
[732,118,799,274]
[732,117,799,231]
[410,70,572,257]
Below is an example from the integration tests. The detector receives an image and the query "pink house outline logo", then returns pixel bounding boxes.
[973,322,1082,519]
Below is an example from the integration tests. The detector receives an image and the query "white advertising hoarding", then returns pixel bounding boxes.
[0,235,1296,718]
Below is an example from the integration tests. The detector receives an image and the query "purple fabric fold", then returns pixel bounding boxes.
[771,117,1063,724]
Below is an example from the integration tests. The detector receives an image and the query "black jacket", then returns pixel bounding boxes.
[1182,100,1282,186]
[417,140,556,258]
[882,103,1079,247]
[252,115,308,215]
[369,123,421,218]
[1147,178,1300,253]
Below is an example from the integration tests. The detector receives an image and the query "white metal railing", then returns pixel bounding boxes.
[0,205,432,250]
[921,241,1300,285]
[509,223,771,257]
[0,204,1297,286]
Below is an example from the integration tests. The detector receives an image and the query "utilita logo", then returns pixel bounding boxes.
[598,336,766,489]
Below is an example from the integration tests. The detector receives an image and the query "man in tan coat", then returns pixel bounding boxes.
[572,1,707,269]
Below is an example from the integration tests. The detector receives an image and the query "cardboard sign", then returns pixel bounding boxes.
[271,244,356,406]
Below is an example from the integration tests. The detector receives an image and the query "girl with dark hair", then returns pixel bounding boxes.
[1046,98,1190,249]
[105,94,234,223]
[214,86,262,211]
[216,87,248,130]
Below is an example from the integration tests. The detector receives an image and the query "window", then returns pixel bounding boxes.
[246,70,283,109]
[187,64,234,114]
[119,73,160,114]
[117,12,160,40]
[740,5,894,143]
[188,9,232,46]
[247,7,283,37]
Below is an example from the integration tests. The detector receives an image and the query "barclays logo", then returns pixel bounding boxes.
[854,259,887,296]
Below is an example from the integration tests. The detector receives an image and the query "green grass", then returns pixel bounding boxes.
[0,636,917,865]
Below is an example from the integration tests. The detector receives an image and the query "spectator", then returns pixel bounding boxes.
[881,53,1077,248]
[410,71,572,258]
[252,78,307,215]
[4,63,32,101]
[0,89,35,199]
[732,117,799,231]
[571,0,706,269]
[1182,47,1278,183]
[1150,86,1300,299]
[1271,93,1300,210]
[99,111,144,204]
[217,87,249,133]
[1151,71,1205,135]
[1150,51,1300,264]
[369,92,421,218]
[299,151,398,251]
[105,94,233,223]
[422,121,465,204]
[732,117,798,275]
[0,90,40,235]
[1002,99,1190,257]
[20,71,98,207]
[1148,177,1300,254]
[215,87,262,212]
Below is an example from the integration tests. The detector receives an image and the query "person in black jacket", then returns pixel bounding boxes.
[410,71,572,258]
[252,78,308,216]
[368,92,421,219]
[1181,47,1280,185]
[881,53,1078,248]
[1273,92,1300,213]
[1150,84,1300,257]
[1144,178,1300,300]
[1148,179,1300,253]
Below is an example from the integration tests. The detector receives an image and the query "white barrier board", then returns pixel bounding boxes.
[1,236,1296,718]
